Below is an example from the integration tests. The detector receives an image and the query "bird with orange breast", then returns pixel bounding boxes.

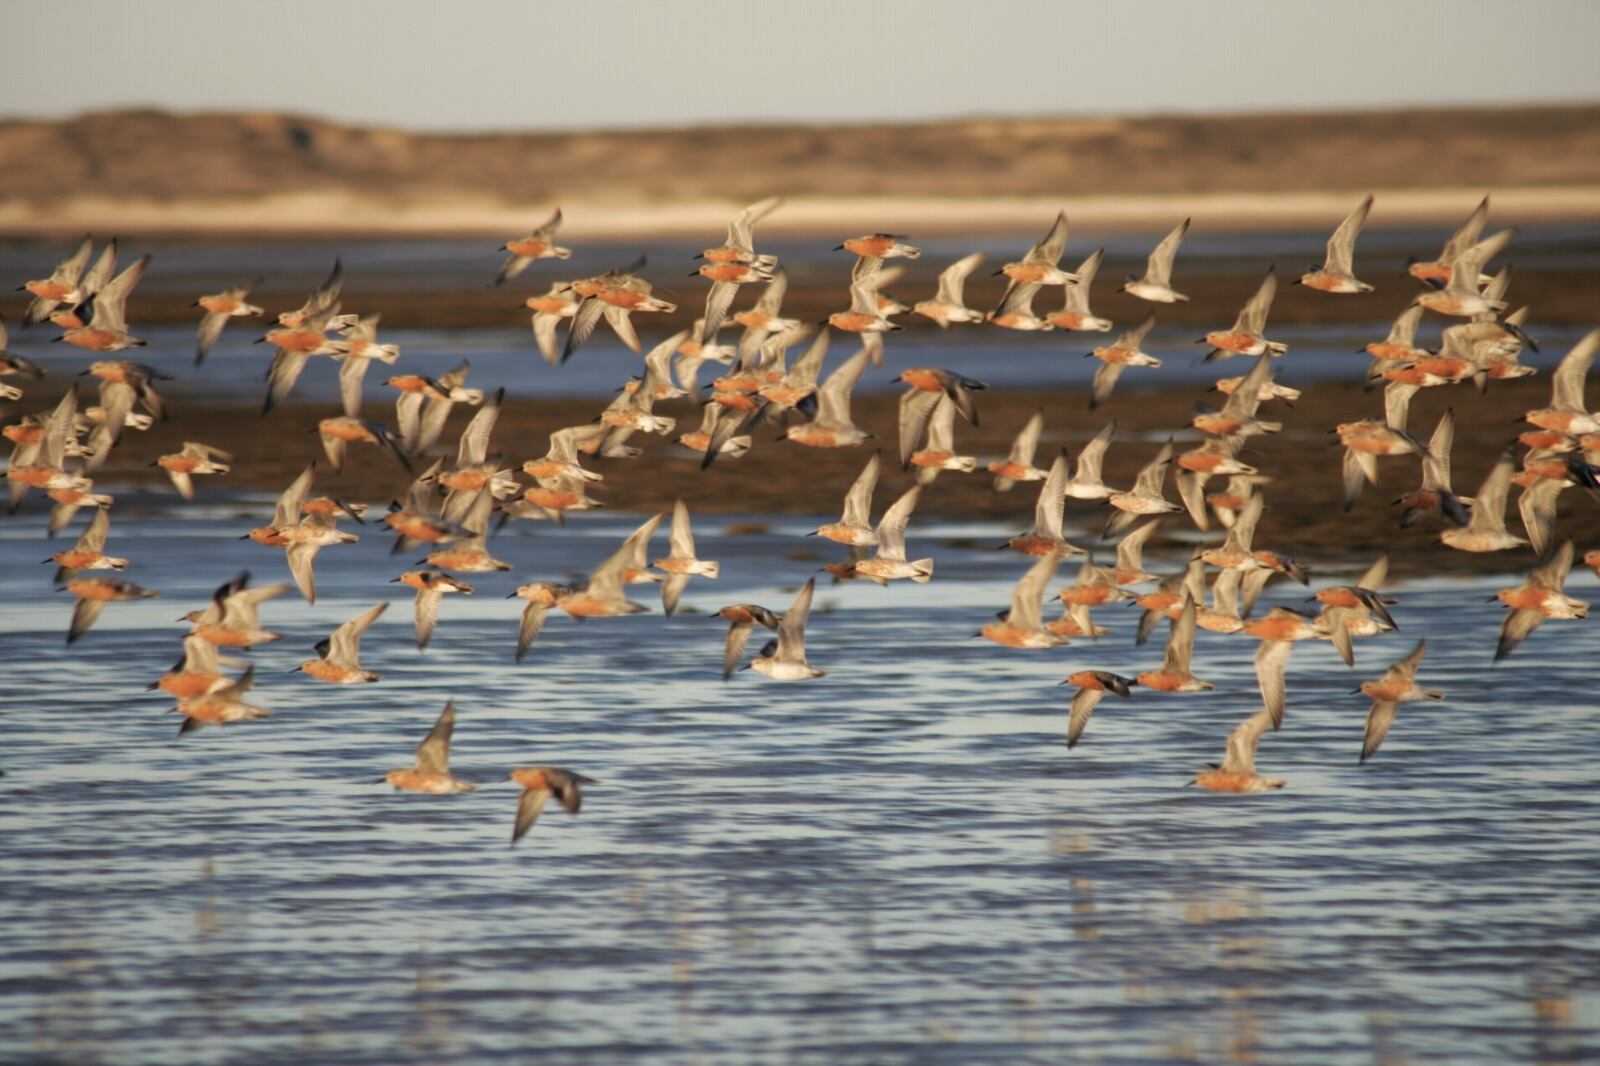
[1407,195,1489,286]
[20,235,94,324]
[65,576,157,645]
[562,256,676,362]
[1494,541,1589,661]
[1060,671,1137,749]
[1202,267,1286,360]
[1337,382,1428,511]
[979,549,1068,649]
[1046,249,1113,332]
[1191,709,1285,794]
[1355,639,1444,763]
[174,666,270,738]
[48,506,124,585]
[1136,598,1214,694]
[1412,229,1514,318]
[1298,196,1373,294]
[912,251,986,328]
[60,252,152,348]
[297,603,388,685]
[382,701,476,794]
[494,207,571,286]
[509,766,596,845]
[194,281,263,365]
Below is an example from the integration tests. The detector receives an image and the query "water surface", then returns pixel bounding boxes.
[2,500,1597,1064]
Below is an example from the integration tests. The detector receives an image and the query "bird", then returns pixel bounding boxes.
[811,453,881,546]
[382,701,476,794]
[194,282,264,365]
[534,516,661,621]
[1408,195,1490,285]
[1396,408,1470,528]
[1047,248,1113,332]
[717,603,783,679]
[65,576,157,644]
[986,279,1052,332]
[784,345,872,449]
[905,395,978,485]
[1005,450,1083,557]
[1413,229,1515,318]
[494,207,571,286]
[1242,607,1327,729]
[1337,382,1428,511]
[174,665,270,737]
[853,486,933,584]
[988,410,1048,492]
[699,197,783,267]
[526,284,579,365]
[329,313,402,417]
[562,256,676,362]
[1441,447,1526,553]
[1062,420,1116,501]
[995,213,1079,310]
[1089,315,1161,409]
[1137,597,1214,693]
[1364,305,1430,380]
[828,260,903,345]
[509,766,596,844]
[1106,440,1182,537]
[183,572,288,648]
[838,233,921,261]
[1174,437,1257,531]
[912,251,986,327]
[979,549,1067,648]
[1299,195,1374,293]
[282,512,359,604]
[298,602,388,684]
[1191,355,1282,439]
[1061,671,1137,749]
[317,416,411,475]
[149,634,231,699]
[20,235,94,325]
[1203,266,1286,359]
[394,570,475,650]
[261,298,344,412]
[48,506,125,585]
[1122,218,1190,302]
[393,360,486,456]
[155,442,232,500]
[1192,709,1285,793]
[749,578,824,681]
[1312,555,1398,666]
[1356,639,1444,762]
[653,499,719,615]
[0,311,46,388]
[1495,541,1589,661]
[1524,330,1599,438]
[695,198,784,341]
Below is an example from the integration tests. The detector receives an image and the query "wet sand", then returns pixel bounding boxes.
[3,262,1598,333]
[28,373,1581,580]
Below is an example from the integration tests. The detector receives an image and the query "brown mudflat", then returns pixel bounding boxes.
[28,372,1578,580]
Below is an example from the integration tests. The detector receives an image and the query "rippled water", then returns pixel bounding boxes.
[2,494,1598,1064]
[4,223,1598,405]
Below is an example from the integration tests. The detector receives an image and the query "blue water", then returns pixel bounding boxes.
[1,498,1598,1064]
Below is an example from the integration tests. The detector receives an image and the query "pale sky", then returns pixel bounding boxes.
[2,0,1597,132]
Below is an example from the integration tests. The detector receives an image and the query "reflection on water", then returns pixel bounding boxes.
[1,501,1599,1063]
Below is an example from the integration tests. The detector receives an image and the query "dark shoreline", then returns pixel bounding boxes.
[9,373,1587,582]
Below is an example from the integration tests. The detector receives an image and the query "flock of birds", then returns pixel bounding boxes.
[3,192,1598,834]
